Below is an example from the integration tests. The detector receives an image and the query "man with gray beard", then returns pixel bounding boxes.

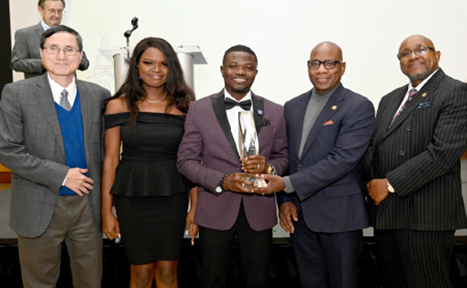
[365,34,467,288]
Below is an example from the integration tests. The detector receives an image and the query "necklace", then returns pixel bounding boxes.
[143,90,168,104]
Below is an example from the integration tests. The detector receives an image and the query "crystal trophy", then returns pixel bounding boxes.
[238,111,268,188]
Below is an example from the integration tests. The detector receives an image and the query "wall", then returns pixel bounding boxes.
[8,0,467,236]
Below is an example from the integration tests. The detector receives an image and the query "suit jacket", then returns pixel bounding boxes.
[177,90,288,231]
[0,73,110,237]
[277,84,375,233]
[11,23,90,79]
[365,69,467,231]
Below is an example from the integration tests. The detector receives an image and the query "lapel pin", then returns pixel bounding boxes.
[422,92,427,97]
[332,105,337,110]
[257,109,264,115]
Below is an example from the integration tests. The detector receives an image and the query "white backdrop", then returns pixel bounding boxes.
[9,0,467,107]
[9,0,467,236]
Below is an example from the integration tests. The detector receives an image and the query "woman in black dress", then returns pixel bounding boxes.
[101,37,198,288]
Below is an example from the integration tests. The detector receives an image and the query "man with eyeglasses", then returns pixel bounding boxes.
[255,41,374,288]
[365,34,467,288]
[0,25,110,287]
[11,0,89,79]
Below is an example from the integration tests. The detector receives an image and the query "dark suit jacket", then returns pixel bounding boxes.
[11,23,90,79]
[0,73,110,237]
[277,84,375,233]
[365,69,467,231]
[177,90,288,231]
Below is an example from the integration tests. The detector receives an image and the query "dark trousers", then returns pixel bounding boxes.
[375,229,455,288]
[198,202,272,288]
[290,211,362,288]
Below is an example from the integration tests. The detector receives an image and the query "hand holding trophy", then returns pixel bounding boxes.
[238,111,268,188]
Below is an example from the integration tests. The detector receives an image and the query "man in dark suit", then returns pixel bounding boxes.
[0,25,109,287]
[177,45,288,288]
[365,34,467,288]
[11,0,89,79]
[257,42,375,288]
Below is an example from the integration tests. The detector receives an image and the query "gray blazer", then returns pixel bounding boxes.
[11,23,90,79]
[365,69,467,231]
[0,73,110,237]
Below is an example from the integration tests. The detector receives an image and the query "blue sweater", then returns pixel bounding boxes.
[55,90,87,196]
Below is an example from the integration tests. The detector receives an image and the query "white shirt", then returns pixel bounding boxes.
[40,20,51,31]
[224,89,253,155]
[47,73,77,107]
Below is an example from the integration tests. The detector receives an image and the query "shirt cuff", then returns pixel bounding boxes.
[283,176,295,193]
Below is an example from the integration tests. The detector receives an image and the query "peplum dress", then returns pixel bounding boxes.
[104,112,194,264]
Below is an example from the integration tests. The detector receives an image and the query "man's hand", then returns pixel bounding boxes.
[251,174,285,195]
[242,155,267,174]
[367,178,390,205]
[224,173,256,193]
[279,202,298,234]
[64,168,94,196]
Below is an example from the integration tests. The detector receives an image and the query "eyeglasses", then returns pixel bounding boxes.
[44,9,64,15]
[307,59,343,70]
[43,46,80,56]
[397,46,435,60]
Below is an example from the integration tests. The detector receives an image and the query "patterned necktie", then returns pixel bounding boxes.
[60,89,72,111]
[388,88,418,129]
[225,98,252,110]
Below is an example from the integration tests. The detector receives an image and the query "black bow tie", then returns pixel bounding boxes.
[225,98,252,110]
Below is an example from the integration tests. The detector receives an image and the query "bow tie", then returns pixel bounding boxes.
[225,98,252,110]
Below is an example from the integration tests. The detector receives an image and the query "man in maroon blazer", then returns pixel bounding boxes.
[177,45,288,288]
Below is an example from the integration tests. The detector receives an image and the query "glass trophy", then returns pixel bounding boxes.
[238,111,268,188]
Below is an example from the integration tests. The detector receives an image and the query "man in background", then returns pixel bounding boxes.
[11,0,89,79]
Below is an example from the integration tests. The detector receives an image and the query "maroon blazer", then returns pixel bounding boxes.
[177,90,288,231]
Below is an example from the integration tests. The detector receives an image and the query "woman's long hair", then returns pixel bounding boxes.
[104,37,195,128]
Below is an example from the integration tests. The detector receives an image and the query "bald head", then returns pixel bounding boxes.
[399,34,435,52]
[311,41,343,60]
[398,34,440,87]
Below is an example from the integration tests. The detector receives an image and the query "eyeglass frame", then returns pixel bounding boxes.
[42,8,65,15]
[397,46,435,60]
[42,45,81,56]
[307,59,344,70]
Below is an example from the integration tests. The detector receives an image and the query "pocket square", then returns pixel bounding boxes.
[418,102,432,108]
[323,120,334,126]
[262,118,271,127]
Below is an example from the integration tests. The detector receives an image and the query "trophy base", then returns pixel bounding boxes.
[242,177,268,188]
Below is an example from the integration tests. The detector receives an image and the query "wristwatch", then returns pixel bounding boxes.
[215,174,228,193]
[267,164,277,175]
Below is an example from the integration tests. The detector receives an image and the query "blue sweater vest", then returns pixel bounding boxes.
[55,90,87,196]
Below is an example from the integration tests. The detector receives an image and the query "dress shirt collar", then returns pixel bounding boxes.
[47,72,77,106]
[41,20,52,31]
[408,69,439,92]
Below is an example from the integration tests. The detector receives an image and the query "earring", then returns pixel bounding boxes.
[138,75,141,80]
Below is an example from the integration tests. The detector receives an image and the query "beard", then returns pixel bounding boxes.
[408,68,431,83]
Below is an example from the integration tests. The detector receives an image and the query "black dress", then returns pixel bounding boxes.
[104,112,193,265]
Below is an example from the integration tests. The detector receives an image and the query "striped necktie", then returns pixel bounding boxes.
[388,88,417,129]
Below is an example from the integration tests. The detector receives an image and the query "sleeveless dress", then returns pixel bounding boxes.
[104,112,194,264]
